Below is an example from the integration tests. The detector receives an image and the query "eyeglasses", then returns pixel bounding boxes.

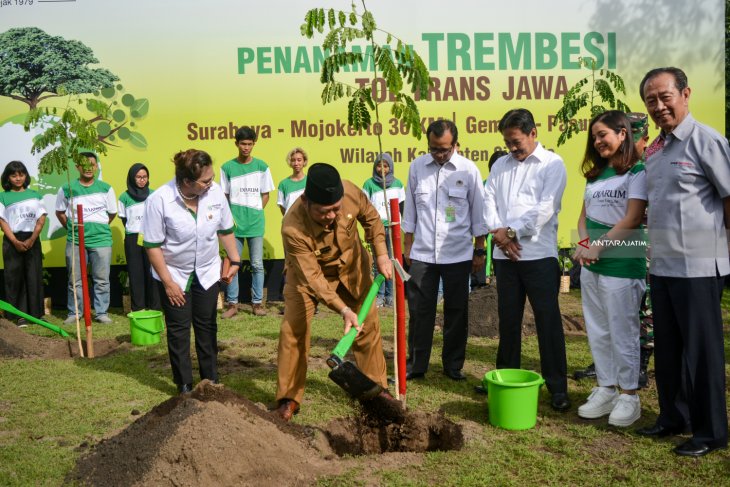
[194,177,214,187]
[135,175,149,180]
[428,146,453,156]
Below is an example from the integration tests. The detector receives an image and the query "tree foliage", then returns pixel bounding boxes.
[0,27,119,109]
[554,57,630,146]
[301,1,432,139]
[24,97,108,176]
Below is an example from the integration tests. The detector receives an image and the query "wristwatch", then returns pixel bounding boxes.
[473,248,486,257]
[506,227,516,239]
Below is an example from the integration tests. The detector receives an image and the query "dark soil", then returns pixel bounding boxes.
[70,381,334,487]
[0,318,129,359]
[466,285,536,338]
[323,407,463,456]
[70,381,463,486]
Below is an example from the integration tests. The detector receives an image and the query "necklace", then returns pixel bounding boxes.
[176,183,198,201]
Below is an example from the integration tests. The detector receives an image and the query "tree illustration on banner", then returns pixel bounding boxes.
[0,26,150,174]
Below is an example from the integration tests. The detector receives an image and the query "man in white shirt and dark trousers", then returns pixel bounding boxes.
[483,109,570,411]
[403,120,488,381]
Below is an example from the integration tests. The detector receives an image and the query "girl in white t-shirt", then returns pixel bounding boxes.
[0,161,47,325]
[573,110,648,427]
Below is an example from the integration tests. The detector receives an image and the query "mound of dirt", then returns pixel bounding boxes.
[0,318,127,359]
[70,381,464,486]
[467,286,536,338]
[324,408,463,456]
[70,381,337,487]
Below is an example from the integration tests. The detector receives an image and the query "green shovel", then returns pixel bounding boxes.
[0,299,70,338]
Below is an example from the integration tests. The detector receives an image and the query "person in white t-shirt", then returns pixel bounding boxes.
[573,110,648,427]
[0,161,47,325]
[118,163,160,311]
[277,147,308,215]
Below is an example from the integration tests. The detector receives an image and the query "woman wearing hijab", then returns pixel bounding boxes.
[362,153,404,307]
[118,163,160,311]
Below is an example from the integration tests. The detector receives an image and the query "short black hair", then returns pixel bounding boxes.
[235,126,258,143]
[498,109,536,135]
[78,152,97,163]
[639,67,688,101]
[426,119,458,145]
[1,161,30,190]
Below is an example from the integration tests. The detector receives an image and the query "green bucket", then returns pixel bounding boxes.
[128,310,164,346]
[484,368,545,430]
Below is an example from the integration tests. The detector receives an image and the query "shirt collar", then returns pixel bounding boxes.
[662,113,694,142]
[426,151,461,169]
[506,142,547,165]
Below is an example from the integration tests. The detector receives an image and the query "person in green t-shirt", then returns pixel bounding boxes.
[55,152,117,324]
[0,161,47,325]
[573,110,647,428]
[219,126,275,318]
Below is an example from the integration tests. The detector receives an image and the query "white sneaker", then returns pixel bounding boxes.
[577,386,619,419]
[608,394,641,427]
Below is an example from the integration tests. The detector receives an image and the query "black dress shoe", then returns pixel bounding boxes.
[673,439,724,457]
[635,423,685,438]
[178,383,193,394]
[443,370,467,381]
[406,371,425,380]
[550,392,571,411]
[573,363,596,380]
[474,385,488,395]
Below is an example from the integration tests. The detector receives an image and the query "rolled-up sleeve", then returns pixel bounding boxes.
[468,168,488,237]
[142,194,165,247]
[509,160,567,239]
[402,166,418,234]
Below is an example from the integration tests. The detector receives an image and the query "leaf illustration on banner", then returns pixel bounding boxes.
[131,99,149,118]
[129,131,148,149]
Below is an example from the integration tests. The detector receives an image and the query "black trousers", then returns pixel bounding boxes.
[650,274,728,447]
[158,275,219,387]
[125,233,160,311]
[494,257,567,394]
[2,232,44,319]
[406,259,472,374]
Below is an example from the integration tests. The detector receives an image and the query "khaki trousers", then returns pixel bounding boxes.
[276,282,387,405]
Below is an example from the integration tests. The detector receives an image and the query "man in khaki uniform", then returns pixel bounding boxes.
[275,163,393,421]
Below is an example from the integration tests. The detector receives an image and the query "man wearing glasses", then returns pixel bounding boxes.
[402,119,488,381]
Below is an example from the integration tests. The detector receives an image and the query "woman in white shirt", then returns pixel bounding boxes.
[143,149,241,394]
[573,110,647,427]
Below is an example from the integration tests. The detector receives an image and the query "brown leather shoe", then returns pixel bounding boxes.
[252,303,267,316]
[275,399,299,422]
[221,303,238,319]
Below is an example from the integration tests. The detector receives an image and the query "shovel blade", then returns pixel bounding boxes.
[328,360,383,401]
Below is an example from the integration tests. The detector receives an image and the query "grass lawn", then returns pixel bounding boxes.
[1,290,729,486]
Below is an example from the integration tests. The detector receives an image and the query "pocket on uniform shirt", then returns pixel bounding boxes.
[415,183,432,209]
[448,186,468,208]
